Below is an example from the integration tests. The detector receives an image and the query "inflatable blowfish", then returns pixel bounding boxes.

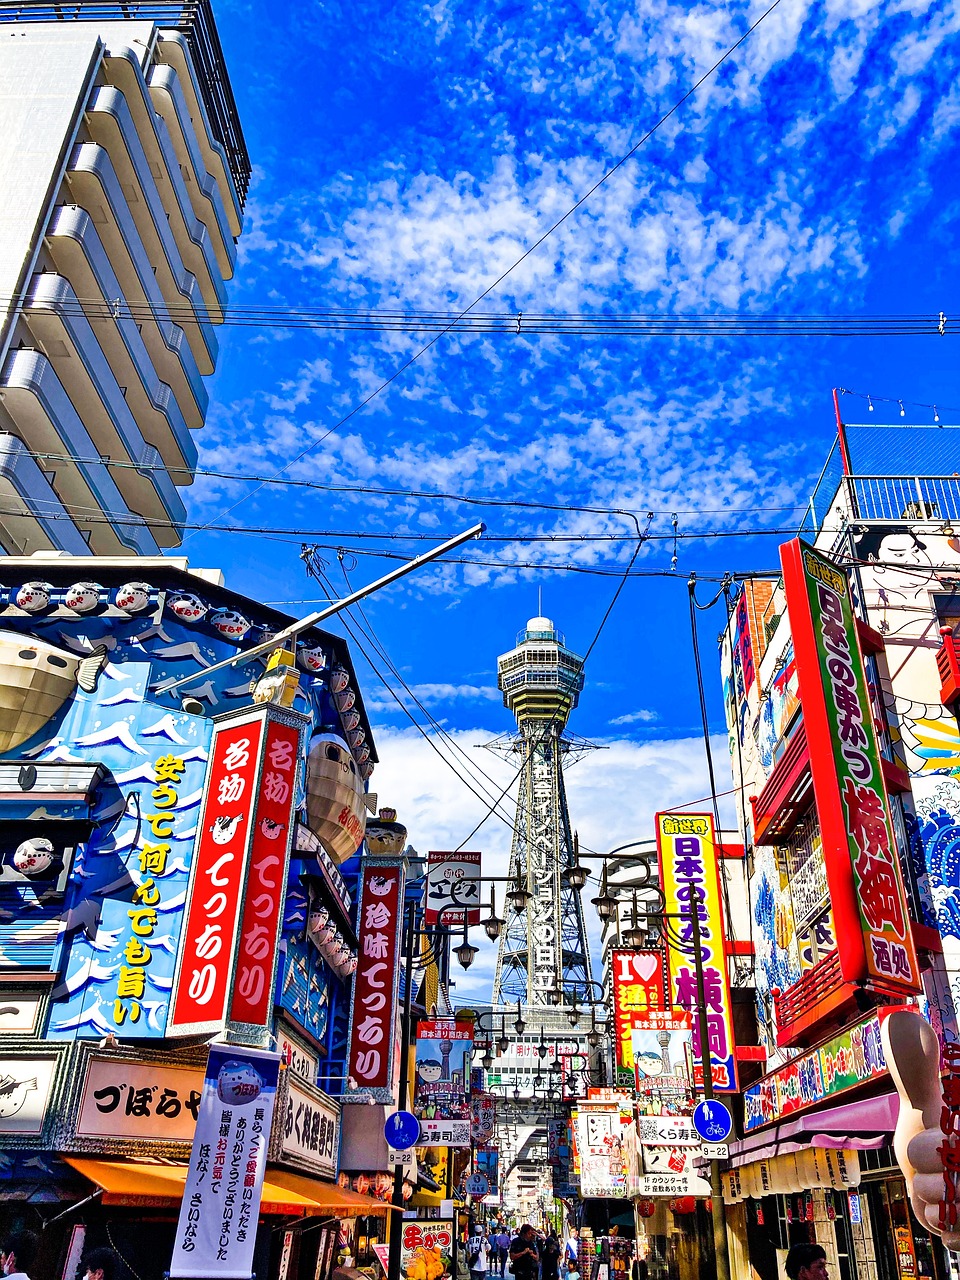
[0,630,106,753]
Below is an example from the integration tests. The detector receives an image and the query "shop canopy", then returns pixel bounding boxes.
[64,1158,397,1216]
[727,1091,899,1169]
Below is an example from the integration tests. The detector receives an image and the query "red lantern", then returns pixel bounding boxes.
[670,1197,696,1215]
[353,1174,370,1195]
[636,1200,656,1219]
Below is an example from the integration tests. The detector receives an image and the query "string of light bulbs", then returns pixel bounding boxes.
[839,387,960,423]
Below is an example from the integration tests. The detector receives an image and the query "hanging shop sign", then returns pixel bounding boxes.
[573,1106,630,1198]
[170,1043,281,1280]
[475,1148,499,1193]
[470,1093,496,1144]
[344,860,405,1101]
[168,710,267,1036]
[638,1115,699,1146]
[399,1221,454,1279]
[656,812,738,1091]
[641,1146,701,1176]
[278,1029,319,1086]
[424,851,482,926]
[743,1010,887,1132]
[781,539,921,992]
[76,1057,204,1143]
[414,1019,472,1144]
[638,1169,711,1198]
[0,1054,58,1136]
[610,949,670,1086]
[275,1075,339,1179]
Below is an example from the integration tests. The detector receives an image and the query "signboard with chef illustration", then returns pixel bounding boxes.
[424,852,481,926]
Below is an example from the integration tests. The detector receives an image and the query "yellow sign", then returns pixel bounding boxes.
[656,812,737,1091]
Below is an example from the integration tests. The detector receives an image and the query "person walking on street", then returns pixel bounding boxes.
[468,1227,491,1280]
[509,1226,540,1280]
[495,1228,511,1277]
[541,1233,561,1280]
[0,1232,39,1280]
[564,1230,579,1268]
[82,1249,119,1280]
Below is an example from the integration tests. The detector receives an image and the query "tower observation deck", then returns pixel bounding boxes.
[491,615,593,1007]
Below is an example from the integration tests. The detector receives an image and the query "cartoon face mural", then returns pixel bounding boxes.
[0,564,374,1046]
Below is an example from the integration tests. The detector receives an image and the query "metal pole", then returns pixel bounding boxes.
[388,900,417,1280]
[688,887,732,1280]
[161,521,485,693]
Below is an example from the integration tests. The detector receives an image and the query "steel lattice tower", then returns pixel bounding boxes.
[491,615,594,1007]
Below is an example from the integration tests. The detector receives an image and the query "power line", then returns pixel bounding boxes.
[186,0,791,537]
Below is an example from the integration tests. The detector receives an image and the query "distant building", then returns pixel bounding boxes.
[0,2,248,554]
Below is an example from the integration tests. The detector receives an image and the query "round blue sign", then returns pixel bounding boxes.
[384,1110,421,1151]
[693,1099,733,1144]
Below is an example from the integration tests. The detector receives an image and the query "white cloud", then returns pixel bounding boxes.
[608,708,659,725]
[364,682,501,713]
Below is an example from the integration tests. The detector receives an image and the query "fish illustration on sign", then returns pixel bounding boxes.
[0,1072,37,1119]
[211,815,243,845]
[304,732,366,864]
[0,630,107,752]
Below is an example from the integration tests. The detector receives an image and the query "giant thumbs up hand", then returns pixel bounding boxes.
[881,1010,960,1251]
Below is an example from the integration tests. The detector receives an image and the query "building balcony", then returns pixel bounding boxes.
[23,272,187,542]
[750,719,813,845]
[772,951,853,1048]
[0,433,89,556]
[1,347,160,556]
[66,141,216,379]
[45,204,199,474]
[938,626,960,708]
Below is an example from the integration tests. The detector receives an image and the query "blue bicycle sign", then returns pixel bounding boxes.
[693,1099,733,1144]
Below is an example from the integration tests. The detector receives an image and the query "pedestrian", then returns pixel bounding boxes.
[509,1225,540,1280]
[0,1232,39,1280]
[784,1244,828,1280]
[566,1261,581,1280]
[81,1248,119,1280]
[468,1227,491,1280]
[564,1229,578,1267]
[495,1228,512,1277]
[541,1233,561,1280]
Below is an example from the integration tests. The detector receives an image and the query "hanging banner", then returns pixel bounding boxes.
[424,852,482,926]
[344,860,404,1101]
[471,1093,496,1144]
[610,949,671,1085]
[476,1148,499,1193]
[781,539,920,992]
[228,714,305,1031]
[573,1106,630,1198]
[414,1020,473,1147]
[656,813,738,1091]
[170,1043,281,1279]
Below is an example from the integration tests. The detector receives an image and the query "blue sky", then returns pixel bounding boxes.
[180,0,960,990]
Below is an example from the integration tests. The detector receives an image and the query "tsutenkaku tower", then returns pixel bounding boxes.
[492,615,594,1007]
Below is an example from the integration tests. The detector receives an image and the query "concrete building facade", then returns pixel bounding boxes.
[0,1,248,555]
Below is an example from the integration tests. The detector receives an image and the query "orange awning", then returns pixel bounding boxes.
[64,1157,396,1216]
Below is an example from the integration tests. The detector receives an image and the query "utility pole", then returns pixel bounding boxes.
[688,887,732,1280]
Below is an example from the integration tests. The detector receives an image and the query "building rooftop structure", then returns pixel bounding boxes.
[497,614,585,726]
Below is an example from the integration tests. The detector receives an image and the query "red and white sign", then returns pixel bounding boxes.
[425,850,481,925]
[345,862,404,1098]
[229,717,303,1028]
[169,712,266,1034]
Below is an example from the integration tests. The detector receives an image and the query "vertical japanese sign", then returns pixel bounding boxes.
[228,715,305,1031]
[471,1092,496,1144]
[169,712,266,1035]
[610,949,669,1086]
[781,539,920,992]
[344,860,404,1101]
[414,1019,473,1145]
[476,1148,499,1193]
[573,1106,629,1197]
[170,1043,280,1279]
[424,851,482,925]
[656,813,738,1091]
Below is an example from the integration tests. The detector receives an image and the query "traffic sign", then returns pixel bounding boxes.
[465,1173,491,1196]
[384,1110,421,1150]
[693,1099,733,1144]
[701,1143,728,1159]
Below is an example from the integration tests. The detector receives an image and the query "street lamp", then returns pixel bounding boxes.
[483,887,503,941]
[482,1049,494,1070]
[622,893,645,948]
[455,922,479,970]
[567,1004,581,1028]
[507,875,531,912]
[514,1001,526,1036]
[590,864,617,920]
[498,1033,510,1056]
[561,832,588,890]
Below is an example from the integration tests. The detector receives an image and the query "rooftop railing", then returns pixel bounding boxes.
[0,0,250,205]
[802,472,960,535]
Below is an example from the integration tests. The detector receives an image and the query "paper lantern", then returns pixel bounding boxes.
[636,1200,656,1218]
[670,1197,696,1215]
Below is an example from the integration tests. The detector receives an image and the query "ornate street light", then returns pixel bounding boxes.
[590,864,617,920]
[498,1033,510,1056]
[455,935,479,969]
[483,887,503,942]
[561,832,588,890]
[567,1005,581,1028]
[622,894,646,948]
[514,1001,526,1036]
[481,1050,494,1070]
[507,875,532,913]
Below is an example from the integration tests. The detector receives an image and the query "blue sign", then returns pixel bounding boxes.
[384,1110,421,1150]
[693,1099,733,1143]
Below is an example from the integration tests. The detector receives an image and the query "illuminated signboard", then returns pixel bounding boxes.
[781,539,920,992]
[656,812,737,1092]
[610,948,669,1086]
[343,859,404,1101]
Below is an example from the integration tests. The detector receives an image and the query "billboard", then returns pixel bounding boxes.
[611,949,669,1085]
[781,539,920,992]
[424,851,481,926]
[170,1043,280,1279]
[344,860,405,1101]
[656,813,738,1092]
[573,1105,635,1198]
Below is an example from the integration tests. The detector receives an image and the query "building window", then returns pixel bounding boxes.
[777,806,837,973]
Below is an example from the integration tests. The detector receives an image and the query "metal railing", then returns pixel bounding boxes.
[0,0,250,205]
[803,472,960,534]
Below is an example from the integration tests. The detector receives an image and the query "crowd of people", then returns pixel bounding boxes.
[466,1225,580,1280]
[0,1232,120,1280]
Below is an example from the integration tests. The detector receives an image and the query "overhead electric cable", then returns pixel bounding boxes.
[186,0,790,538]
